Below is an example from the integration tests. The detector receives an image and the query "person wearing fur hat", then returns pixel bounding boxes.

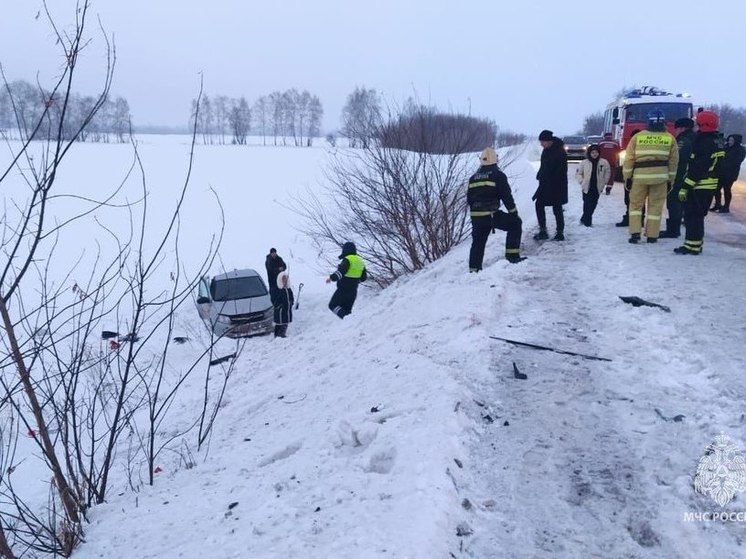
[325,241,367,319]
[533,130,568,241]
[711,134,745,213]
[466,147,525,271]
[273,271,294,338]
[575,144,611,226]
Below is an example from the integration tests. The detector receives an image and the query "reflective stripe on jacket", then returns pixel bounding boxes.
[683,131,726,190]
[622,131,679,185]
[467,164,517,217]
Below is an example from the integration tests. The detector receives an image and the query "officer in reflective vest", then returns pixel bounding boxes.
[326,241,367,318]
[674,111,726,255]
[622,110,679,244]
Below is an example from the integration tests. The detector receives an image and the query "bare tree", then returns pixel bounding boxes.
[291,102,492,286]
[307,94,323,147]
[213,95,229,144]
[253,95,269,146]
[0,7,226,557]
[0,0,113,551]
[268,91,285,146]
[581,111,604,136]
[341,86,381,149]
[228,97,250,145]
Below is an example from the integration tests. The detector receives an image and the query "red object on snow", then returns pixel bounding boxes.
[109,340,121,351]
[154,466,163,473]
[27,429,37,437]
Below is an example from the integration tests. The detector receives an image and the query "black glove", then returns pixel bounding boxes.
[667,182,672,193]
[625,179,632,192]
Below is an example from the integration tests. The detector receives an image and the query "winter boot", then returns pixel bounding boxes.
[553,232,565,241]
[628,233,641,244]
[646,237,658,244]
[506,255,527,264]
[533,229,549,241]
[717,207,730,213]
[673,246,700,255]
[615,215,629,227]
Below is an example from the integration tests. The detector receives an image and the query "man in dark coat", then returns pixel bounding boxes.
[533,130,568,240]
[660,118,696,238]
[273,271,294,338]
[326,241,367,319]
[265,248,286,303]
[711,133,745,213]
[467,147,524,271]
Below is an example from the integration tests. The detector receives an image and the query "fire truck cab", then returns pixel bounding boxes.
[603,86,695,176]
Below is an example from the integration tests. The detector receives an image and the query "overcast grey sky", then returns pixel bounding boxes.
[1,0,745,136]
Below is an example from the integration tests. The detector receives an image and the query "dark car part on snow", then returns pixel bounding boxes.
[209,352,237,366]
[489,335,612,362]
[654,408,685,422]
[172,336,189,344]
[101,330,119,339]
[512,362,528,380]
[119,332,139,343]
[294,282,304,310]
[619,296,671,313]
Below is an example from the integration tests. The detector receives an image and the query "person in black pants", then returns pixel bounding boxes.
[467,147,524,271]
[660,119,695,238]
[326,242,367,319]
[711,134,745,213]
[533,130,567,241]
[273,271,294,337]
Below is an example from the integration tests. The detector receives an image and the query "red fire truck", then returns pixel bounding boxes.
[603,86,696,176]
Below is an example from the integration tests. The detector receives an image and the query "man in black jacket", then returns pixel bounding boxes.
[711,134,745,213]
[660,118,696,238]
[467,147,524,271]
[533,130,568,241]
[265,248,286,303]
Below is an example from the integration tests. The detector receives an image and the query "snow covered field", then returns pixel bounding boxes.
[3,136,746,558]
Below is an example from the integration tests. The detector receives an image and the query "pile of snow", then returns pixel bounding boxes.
[4,137,746,558]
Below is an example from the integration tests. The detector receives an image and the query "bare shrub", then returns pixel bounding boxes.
[290,103,507,287]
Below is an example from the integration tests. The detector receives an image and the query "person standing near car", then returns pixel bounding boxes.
[273,271,294,338]
[326,241,367,319]
[533,130,568,241]
[598,133,621,195]
[265,248,286,303]
[660,118,695,238]
[622,110,678,244]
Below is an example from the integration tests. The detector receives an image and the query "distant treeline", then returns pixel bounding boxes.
[189,89,323,146]
[0,79,132,143]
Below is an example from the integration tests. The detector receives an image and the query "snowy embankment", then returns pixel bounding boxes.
[7,137,744,558]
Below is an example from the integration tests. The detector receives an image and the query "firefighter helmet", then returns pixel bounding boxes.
[696,110,719,133]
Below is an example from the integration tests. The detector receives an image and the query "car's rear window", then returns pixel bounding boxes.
[563,136,586,145]
[210,276,267,301]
